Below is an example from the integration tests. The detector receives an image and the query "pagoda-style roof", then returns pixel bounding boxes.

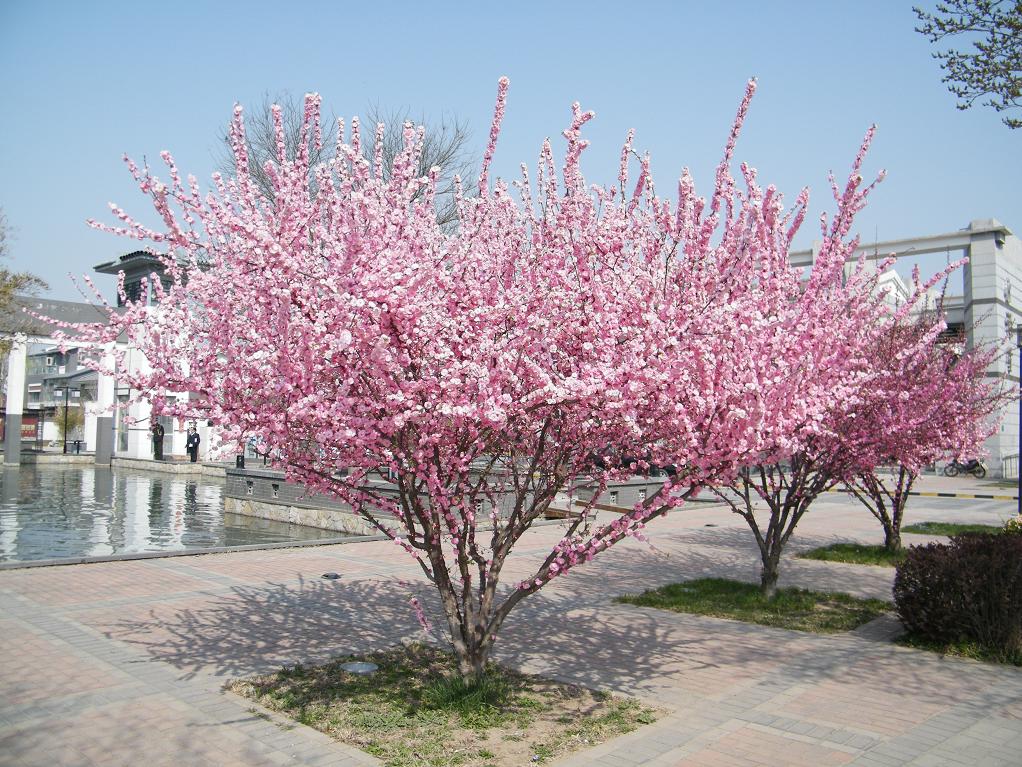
[93,250,167,276]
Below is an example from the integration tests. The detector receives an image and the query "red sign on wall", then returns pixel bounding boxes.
[0,413,40,441]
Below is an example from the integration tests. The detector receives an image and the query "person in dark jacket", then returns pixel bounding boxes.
[150,420,165,461]
[186,426,201,463]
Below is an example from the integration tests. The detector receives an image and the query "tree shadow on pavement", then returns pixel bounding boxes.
[101,575,435,680]
[100,540,1022,712]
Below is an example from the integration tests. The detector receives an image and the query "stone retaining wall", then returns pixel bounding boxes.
[111,457,228,477]
[224,467,680,533]
[19,453,95,465]
[223,496,375,535]
[225,467,381,534]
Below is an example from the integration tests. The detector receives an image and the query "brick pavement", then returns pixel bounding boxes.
[2,493,1021,766]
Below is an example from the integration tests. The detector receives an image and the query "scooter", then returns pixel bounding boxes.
[943,459,987,479]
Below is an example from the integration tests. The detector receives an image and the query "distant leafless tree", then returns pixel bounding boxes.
[215,92,338,202]
[217,93,475,228]
[0,207,47,340]
[0,207,48,404]
[362,104,475,229]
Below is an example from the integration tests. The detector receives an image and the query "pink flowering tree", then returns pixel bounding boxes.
[720,269,1008,590]
[58,79,896,680]
[712,155,972,595]
[840,311,1009,552]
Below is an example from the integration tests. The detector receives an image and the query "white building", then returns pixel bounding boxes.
[1,252,213,465]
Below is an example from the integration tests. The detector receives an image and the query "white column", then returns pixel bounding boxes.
[4,335,27,466]
[965,221,1022,476]
[94,344,116,464]
[127,398,153,459]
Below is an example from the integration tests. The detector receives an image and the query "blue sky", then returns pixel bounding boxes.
[1,0,1018,301]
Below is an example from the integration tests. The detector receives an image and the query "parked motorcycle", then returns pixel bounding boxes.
[943,459,987,479]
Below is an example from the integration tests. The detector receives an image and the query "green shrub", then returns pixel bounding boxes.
[894,533,1022,663]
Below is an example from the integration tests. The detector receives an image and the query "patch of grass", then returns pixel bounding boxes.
[902,521,1003,536]
[228,643,659,767]
[798,542,906,567]
[614,577,891,633]
[898,633,1022,666]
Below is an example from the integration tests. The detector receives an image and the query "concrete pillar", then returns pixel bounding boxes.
[94,346,116,466]
[964,220,1022,474]
[127,398,153,459]
[4,335,27,466]
[123,347,154,460]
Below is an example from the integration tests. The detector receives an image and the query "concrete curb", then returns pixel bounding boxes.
[0,533,387,571]
[908,490,1018,501]
[823,487,1019,501]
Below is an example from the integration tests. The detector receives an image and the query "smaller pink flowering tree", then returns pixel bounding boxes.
[841,310,1010,552]
[713,146,970,595]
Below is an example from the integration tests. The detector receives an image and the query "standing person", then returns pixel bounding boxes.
[186,425,201,463]
[150,420,165,461]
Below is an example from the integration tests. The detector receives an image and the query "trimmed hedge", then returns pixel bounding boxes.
[894,533,1022,663]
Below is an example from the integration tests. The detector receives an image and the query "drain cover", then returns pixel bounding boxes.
[340,662,378,675]
[322,572,341,580]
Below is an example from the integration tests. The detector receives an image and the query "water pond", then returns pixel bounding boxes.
[0,464,342,564]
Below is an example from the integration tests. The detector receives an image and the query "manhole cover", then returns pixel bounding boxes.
[340,662,378,675]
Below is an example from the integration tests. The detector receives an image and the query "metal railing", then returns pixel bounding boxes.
[1002,453,1019,480]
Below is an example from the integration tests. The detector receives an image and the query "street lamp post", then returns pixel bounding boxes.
[59,386,70,454]
[53,386,79,454]
[1017,328,1021,518]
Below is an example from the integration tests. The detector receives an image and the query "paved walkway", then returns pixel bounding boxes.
[2,493,1021,766]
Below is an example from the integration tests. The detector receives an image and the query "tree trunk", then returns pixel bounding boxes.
[456,643,489,684]
[433,569,495,685]
[760,560,780,599]
[446,613,495,685]
[883,524,902,554]
[885,468,913,555]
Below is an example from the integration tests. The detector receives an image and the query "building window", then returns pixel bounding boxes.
[121,280,144,306]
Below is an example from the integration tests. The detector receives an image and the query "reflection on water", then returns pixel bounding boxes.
[0,465,341,563]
